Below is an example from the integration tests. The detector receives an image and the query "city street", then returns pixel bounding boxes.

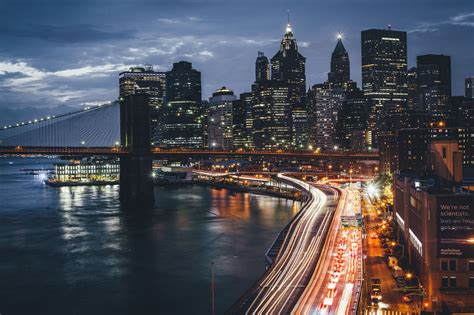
[362,198,418,314]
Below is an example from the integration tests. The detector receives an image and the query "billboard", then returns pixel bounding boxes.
[438,195,474,258]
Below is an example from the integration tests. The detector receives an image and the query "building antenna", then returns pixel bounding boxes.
[287,9,290,25]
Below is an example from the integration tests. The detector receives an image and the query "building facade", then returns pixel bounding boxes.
[271,21,308,150]
[162,61,203,148]
[119,65,166,146]
[207,87,236,149]
[251,80,291,149]
[417,54,452,118]
[307,83,345,150]
[466,77,474,99]
[328,35,350,87]
[394,140,474,313]
[361,28,408,147]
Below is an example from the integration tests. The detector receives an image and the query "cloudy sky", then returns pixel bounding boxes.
[0,0,473,124]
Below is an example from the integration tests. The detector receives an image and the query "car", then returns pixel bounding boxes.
[370,287,382,300]
[369,298,379,308]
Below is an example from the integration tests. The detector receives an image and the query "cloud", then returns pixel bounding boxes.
[408,11,474,33]
[0,24,136,43]
[156,16,203,25]
[0,61,132,104]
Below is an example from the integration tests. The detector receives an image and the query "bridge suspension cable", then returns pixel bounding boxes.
[0,102,120,147]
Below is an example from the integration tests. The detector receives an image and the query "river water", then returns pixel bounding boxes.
[0,157,299,315]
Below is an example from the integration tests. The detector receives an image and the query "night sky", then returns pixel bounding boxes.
[0,0,473,124]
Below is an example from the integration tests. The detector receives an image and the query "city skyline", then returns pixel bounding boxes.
[0,0,473,126]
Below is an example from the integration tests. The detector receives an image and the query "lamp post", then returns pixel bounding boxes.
[405,273,423,315]
[211,261,215,315]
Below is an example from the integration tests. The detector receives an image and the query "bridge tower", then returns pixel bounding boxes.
[119,93,155,207]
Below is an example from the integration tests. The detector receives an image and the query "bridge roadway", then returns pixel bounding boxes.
[0,146,379,161]
[227,174,340,314]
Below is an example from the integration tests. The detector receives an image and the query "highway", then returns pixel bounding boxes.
[293,188,362,315]
[228,174,339,314]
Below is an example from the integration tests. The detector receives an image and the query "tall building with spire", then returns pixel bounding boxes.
[270,18,307,149]
[328,35,350,87]
[270,20,306,99]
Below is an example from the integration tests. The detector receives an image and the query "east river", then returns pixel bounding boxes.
[0,157,299,314]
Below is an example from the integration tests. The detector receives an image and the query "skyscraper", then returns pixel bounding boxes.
[271,21,306,103]
[270,20,307,149]
[407,67,418,110]
[232,92,253,150]
[119,65,166,146]
[251,80,291,149]
[207,87,236,150]
[328,35,350,87]
[162,61,203,148]
[255,52,270,82]
[417,54,451,116]
[307,83,345,150]
[335,89,369,151]
[465,77,474,99]
[361,28,408,147]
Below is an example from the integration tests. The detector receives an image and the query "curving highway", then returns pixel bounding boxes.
[228,174,339,314]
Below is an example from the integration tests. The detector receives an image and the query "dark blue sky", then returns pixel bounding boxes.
[0,0,473,124]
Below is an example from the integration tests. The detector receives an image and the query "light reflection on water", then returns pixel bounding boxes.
[0,157,300,315]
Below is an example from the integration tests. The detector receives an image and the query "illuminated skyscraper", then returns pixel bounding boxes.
[407,67,418,110]
[417,54,451,117]
[162,61,203,148]
[361,28,407,147]
[251,80,291,149]
[328,35,350,87]
[307,83,345,150]
[232,92,253,149]
[119,65,166,146]
[270,19,307,149]
[207,87,236,150]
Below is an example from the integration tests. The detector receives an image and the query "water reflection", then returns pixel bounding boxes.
[0,158,300,314]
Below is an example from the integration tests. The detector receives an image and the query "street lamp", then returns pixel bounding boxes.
[405,273,424,314]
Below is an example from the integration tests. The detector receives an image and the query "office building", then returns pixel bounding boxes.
[271,20,308,149]
[394,140,474,313]
[255,52,270,82]
[336,89,369,151]
[417,54,452,117]
[407,67,418,110]
[251,80,291,149]
[328,35,350,87]
[207,87,236,150]
[233,92,253,149]
[119,65,166,146]
[466,77,474,99]
[307,83,345,150]
[162,61,203,148]
[361,28,408,147]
